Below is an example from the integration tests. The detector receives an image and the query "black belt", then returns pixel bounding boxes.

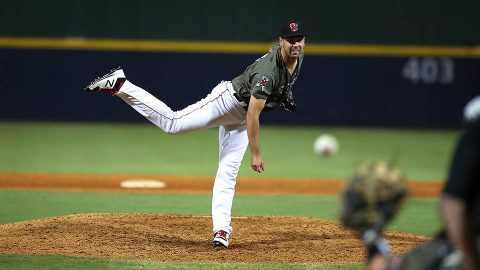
[233,92,243,103]
[233,92,248,110]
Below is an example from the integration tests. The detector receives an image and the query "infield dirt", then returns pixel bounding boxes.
[0,172,438,264]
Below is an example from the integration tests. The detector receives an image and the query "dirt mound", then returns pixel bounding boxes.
[0,214,429,263]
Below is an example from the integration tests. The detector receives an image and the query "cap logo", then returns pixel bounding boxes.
[289,22,299,32]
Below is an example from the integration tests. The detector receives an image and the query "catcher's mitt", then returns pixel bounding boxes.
[340,161,408,243]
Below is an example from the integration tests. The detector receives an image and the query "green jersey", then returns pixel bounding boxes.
[231,44,304,112]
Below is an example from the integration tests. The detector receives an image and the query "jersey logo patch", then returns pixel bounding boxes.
[289,22,299,32]
[256,76,269,88]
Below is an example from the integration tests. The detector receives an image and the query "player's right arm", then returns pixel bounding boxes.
[246,72,274,173]
[247,96,266,173]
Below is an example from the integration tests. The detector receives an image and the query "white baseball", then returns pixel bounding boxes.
[313,134,339,157]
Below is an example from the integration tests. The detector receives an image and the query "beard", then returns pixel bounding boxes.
[288,47,301,58]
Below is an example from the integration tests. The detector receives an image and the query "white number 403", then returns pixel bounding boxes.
[402,57,454,85]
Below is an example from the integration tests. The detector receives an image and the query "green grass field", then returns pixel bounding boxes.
[0,121,459,269]
[0,121,457,180]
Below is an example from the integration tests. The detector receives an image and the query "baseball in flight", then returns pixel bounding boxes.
[313,134,339,157]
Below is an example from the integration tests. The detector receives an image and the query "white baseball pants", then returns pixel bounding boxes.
[116,80,248,235]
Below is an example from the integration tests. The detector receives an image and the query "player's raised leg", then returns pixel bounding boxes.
[85,67,246,134]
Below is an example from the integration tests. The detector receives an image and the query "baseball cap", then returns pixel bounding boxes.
[279,20,305,38]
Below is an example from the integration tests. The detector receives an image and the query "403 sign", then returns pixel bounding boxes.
[402,57,454,85]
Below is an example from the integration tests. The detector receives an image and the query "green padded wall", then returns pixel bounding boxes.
[1,0,479,45]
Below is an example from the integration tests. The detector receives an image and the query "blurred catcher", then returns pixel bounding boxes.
[340,95,480,270]
[340,161,408,246]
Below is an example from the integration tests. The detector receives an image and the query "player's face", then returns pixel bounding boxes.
[280,36,305,58]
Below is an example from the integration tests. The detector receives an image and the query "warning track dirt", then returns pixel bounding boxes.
[0,172,442,197]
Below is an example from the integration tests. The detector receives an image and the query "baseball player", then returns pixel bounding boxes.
[85,20,306,248]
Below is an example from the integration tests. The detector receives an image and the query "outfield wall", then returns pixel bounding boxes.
[1,48,478,128]
[1,0,479,127]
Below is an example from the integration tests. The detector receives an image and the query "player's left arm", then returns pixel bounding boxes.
[246,96,266,173]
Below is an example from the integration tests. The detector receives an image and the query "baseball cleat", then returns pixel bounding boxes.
[84,67,126,95]
[212,230,230,248]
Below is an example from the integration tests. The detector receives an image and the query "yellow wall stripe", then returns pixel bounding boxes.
[0,37,479,58]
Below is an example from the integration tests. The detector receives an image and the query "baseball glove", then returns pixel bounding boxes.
[340,161,408,243]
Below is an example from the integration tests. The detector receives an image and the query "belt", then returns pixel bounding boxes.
[225,81,248,109]
[233,92,243,103]
[234,93,248,110]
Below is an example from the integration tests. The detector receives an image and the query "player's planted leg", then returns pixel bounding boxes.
[211,124,248,248]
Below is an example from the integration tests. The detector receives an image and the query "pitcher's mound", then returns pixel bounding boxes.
[0,214,428,263]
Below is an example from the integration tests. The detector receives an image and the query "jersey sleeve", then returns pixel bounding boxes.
[250,73,275,100]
